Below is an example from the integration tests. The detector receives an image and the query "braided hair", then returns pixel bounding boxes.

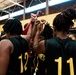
[40,23,53,39]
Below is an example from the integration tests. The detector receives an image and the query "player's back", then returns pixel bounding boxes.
[45,37,76,75]
[6,36,28,75]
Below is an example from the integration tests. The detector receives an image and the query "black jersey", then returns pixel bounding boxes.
[36,54,46,75]
[6,36,28,75]
[45,37,76,75]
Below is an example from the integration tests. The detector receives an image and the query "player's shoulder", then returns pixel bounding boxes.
[46,37,58,44]
[69,39,76,45]
[0,39,13,48]
[0,39,14,53]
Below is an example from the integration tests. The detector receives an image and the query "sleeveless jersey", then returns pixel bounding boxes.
[45,37,76,75]
[6,36,28,75]
[36,53,46,75]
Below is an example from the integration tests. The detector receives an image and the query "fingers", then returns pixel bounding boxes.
[34,19,46,25]
[35,20,40,25]
[31,13,38,22]
[41,19,46,25]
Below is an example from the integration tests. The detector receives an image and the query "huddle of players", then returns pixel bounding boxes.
[0,8,76,75]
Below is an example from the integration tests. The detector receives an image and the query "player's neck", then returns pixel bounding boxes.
[56,32,68,39]
[6,33,18,38]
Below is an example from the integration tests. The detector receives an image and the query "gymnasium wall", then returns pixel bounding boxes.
[0,24,3,31]
[21,12,59,29]
[0,12,76,32]
[0,12,59,31]
[20,12,76,29]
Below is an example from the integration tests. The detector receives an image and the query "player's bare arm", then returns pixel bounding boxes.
[0,39,14,75]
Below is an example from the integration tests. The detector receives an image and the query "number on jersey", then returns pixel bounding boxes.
[55,57,74,75]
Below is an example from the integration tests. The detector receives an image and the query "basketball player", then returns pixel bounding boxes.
[0,18,32,75]
[33,8,76,75]
[36,23,53,75]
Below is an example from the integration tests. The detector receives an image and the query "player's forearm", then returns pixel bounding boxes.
[0,71,6,75]
[33,30,40,54]
[31,24,37,41]
[0,58,7,75]
[33,31,40,46]
[22,23,30,35]
[26,23,33,39]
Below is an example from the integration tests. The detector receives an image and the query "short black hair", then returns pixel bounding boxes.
[53,8,76,32]
[40,23,53,39]
[3,18,22,35]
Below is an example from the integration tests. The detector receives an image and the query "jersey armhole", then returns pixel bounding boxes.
[44,40,47,53]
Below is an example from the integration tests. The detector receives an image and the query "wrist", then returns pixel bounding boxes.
[36,30,40,36]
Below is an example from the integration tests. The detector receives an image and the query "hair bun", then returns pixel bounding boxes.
[62,8,76,20]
